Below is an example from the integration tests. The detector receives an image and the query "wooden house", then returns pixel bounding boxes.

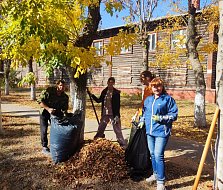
[16,12,217,103]
[88,14,217,103]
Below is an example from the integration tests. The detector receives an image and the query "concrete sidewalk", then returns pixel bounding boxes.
[1,101,131,141]
[1,101,215,177]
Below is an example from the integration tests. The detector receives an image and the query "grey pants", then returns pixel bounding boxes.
[94,115,127,147]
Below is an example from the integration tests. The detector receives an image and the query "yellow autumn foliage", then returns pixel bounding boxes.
[151,4,218,70]
[105,30,137,56]
[201,5,219,32]
[0,0,133,78]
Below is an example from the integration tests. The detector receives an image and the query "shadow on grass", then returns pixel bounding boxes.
[0,152,56,190]
[3,122,39,127]
[1,127,38,139]
[0,115,59,189]
[167,174,211,190]
[3,110,39,114]
[164,136,214,189]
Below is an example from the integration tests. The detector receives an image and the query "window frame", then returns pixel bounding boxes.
[120,45,133,54]
[92,40,104,56]
[148,33,157,51]
[171,29,187,49]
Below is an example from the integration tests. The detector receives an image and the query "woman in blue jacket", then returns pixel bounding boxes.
[138,77,178,190]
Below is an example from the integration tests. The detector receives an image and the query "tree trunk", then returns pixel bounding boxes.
[4,59,10,95]
[68,68,87,145]
[0,64,3,134]
[142,42,149,71]
[215,1,223,189]
[30,83,36,100]
[67,2,101,145]
[186,3,206,127]
[28,56,36,100]
[139,21,149,71]
[0,88,3,135]
[75,1,101,47]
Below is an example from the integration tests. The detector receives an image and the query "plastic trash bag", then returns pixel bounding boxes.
[128,121,138,145]
[50,113,83,164]
[125,123,152,179]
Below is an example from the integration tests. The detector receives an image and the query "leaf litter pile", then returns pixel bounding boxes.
[55,138,129,183]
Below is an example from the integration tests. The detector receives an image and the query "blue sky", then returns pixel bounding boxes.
[100,0,213,29]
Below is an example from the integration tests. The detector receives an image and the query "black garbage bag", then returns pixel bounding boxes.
[125,123,152,180]
[128,121,138,145]
[50,113,83,164]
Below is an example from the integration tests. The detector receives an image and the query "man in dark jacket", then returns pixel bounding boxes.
[89,77,127,148]
[37,79,69,155]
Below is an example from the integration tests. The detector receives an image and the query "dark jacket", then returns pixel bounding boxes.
[37,86,69,114]
[91,87,121,118]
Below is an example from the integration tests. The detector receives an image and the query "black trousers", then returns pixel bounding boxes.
[40,109,51,147]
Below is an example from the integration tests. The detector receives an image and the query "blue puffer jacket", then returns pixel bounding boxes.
[141,94,178,137]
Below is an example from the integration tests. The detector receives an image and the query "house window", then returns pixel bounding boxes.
[93,40,103,56]
[148,33,157,51]
[120,46,132,54]
[171,29,187,49]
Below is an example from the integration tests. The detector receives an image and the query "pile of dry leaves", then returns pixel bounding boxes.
[55,139,129,183]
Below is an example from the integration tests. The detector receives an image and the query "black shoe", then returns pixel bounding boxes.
[42,147,50,156]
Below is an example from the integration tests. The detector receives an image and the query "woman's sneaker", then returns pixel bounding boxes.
[145,174,156,184]
[42,147,50,156]
[157,184,166,190]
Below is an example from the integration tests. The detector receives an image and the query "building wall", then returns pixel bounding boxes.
[90,86,215,103]
[15,14,216,103]
[88,15,217,103]
[17,63,70,87]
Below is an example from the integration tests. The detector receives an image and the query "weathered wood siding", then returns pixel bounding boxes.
[88,16,216,93]
[14,12,216,103]
[111,43,144,88]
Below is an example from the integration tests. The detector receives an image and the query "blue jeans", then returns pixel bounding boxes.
[147,135,169,184]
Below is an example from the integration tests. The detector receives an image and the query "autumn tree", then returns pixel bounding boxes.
[0,83,3,134]
[0,0,136,143]
[185,0,218,127]
[116,0,158,70]
[28,56,36,100]
[186,0,207,127]
[3,59,10,95]
[149,0,218,127]
[0,0,100,143]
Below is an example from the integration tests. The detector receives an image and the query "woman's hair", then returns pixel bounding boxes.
[150,77,167,94]
[140,70,155,80]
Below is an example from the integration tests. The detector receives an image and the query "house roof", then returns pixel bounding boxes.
[96,9,203,35]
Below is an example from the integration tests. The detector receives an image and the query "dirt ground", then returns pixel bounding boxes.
[0,90,216,190]
[0,114,214,190]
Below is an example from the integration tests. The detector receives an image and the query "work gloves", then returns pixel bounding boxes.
[138,115,161,128]
[152,115,173,122]
[152,115,161,122]
[132,109,143,122]
[137,115,173,130]
[131,113,138,122]
[113,116,119,124]
[137,115,161,129]
[138,121,144,128]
